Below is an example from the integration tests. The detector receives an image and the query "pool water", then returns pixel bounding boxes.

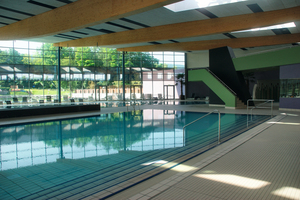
[0,109,270,199]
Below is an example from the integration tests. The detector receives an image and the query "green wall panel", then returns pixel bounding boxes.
[188,69,236,107]
[233,46,300,71]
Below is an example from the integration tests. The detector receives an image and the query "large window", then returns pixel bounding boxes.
[0,41,185,102]
[280,79,300,98]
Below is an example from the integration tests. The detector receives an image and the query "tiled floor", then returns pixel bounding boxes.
[1,102,299,200]
[149,114,300,200]
[106,104,300,200]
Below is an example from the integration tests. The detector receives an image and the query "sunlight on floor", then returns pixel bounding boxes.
[271,187,300,200]
[142,160,198,172]
[142,160,168,166]
[194,174,271,189]
[267,122,300,125]
[165,162,199,172]
[281,113,299,117]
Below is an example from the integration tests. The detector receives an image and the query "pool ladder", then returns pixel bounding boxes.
[247,99,274,117]
[183,110,221,144]
[246,99,274,127]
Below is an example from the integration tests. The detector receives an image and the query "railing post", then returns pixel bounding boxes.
[271,100,273,117]
[247,99,250,127]
[247,99,274,122]
[183,109,221,145]
[218,110,221,144]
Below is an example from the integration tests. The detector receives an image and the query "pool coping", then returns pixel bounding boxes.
[0,103,277,126]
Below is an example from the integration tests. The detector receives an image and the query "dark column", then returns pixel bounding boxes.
[185,53,188,99]
[122,52,126,101]
[58,47,61,103]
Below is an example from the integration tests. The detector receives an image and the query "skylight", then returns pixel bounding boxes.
[165,0,248,12]
[232,22,296,33]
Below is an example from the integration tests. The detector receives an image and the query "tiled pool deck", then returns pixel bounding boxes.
[1,102,299,199]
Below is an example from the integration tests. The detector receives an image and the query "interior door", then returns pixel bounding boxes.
[164,85,175,100]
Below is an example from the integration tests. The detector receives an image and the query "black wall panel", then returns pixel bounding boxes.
[187,81,210,99]
[209,46,252,105]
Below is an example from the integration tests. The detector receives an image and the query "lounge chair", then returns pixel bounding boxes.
[70,99,75,105]
[46,96,52,103]
[13,97,19,103]
[22,97,28,103]
[5,100,11,108]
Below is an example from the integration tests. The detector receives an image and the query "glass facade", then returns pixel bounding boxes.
[0,41,185,103]
[280,79,300,98]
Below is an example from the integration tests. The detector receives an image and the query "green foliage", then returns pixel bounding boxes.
[0,48,23,64]
[0,80,14,88]
[1,42,175,98]
[0,86,10,90]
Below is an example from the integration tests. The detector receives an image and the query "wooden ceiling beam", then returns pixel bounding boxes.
[116,33,300,52]
[54,6,300,47]
[0,0,181,40]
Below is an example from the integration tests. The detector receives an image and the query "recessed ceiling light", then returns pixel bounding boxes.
[165,0,248,12]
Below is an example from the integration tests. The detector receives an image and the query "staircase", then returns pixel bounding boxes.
[189,68,248,109]
[236,97,247,109]
[206,68,249,109]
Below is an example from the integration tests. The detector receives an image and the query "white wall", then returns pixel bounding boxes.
[186,51,209,69]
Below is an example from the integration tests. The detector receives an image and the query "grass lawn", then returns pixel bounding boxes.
[24,89,70,96]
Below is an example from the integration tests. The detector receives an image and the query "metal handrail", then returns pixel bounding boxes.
[183,109,221,144]
[247,99,274,120]
[205,68,237,96]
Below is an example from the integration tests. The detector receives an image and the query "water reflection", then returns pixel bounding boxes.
[0,110,267,171]
[0,110,185,171]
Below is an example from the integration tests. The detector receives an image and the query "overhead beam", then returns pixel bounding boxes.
[0,0,182,40]
[116,33,300,52]
[54,6,300,47]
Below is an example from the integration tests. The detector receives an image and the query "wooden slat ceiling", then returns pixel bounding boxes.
[0,0,299,52]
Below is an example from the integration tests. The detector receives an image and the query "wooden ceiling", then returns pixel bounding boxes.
[0,0,299,52]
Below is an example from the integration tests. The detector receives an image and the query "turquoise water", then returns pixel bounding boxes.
[0,110,269,199]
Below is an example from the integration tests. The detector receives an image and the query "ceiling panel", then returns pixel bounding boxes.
[0,0,50,15]
[34,0,68,7]
[0,17,17,24]
[109,19,148,30]
[87,23,128,33]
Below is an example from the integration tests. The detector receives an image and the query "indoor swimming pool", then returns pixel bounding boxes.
[0,109,270,199]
